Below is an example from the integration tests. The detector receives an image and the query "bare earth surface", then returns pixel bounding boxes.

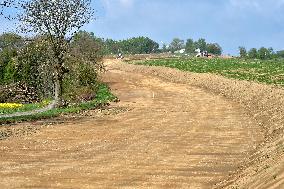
[0,60,265,188]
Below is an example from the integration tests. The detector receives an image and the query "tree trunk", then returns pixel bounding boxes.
[54,77,62,108]
[53,63,64,108]
[53,51,67,108]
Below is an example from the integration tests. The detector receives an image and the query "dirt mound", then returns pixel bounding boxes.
[108,60,284,188]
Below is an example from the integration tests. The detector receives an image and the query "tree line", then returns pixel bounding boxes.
[239,46,284,59]
[101,36,160,55]
[88,36,223,56]
[162,38,222,55]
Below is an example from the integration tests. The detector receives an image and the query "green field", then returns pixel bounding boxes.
[132,58,284,86]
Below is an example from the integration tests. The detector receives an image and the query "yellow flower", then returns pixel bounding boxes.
[42,100,50,106]
[0,103,23,109]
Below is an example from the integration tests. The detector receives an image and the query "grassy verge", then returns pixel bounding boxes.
[0,83,117,124]
[0,101,50,115]
[131,58,284,86]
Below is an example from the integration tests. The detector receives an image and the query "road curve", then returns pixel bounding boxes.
[0,61,263,188]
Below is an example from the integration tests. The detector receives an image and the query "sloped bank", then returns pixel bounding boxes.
[109,61,284,188]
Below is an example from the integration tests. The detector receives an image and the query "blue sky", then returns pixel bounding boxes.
[1,0,284,55]
[84,0,284,55]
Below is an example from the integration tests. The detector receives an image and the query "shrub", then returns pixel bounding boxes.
[62,31,105,103]
[3,59,17,84]
[15,38,54,100]
[0,48,18,82]
[62,62,101,103]
[0,32,104,104]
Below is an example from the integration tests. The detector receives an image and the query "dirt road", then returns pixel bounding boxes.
[0,61,263,188]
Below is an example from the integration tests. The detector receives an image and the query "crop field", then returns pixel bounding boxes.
[132,58,284,86]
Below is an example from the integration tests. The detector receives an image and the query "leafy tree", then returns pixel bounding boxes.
[169,38,185,53]
[258,47,270,60]
[73,31,105,59]
[161,43,168,53]
[20,0,94,106]
[59,31,106,102]
[114,37,159,54]
[207,43,222,55]
[128,37,159,54]
[185,38,195,53]
[71,31,104,73]
[239,46,247,58]
[248,48,258,59]
[16,37,54,98]
[104,39,119,54]
[195,38,207,51]
[276,50,284,58]
[268,47,274,58]
[0,33,22,82]
[3,59,16,83]
[0,33,23,50]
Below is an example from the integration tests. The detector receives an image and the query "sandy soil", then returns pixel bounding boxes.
[0,59,281,188]
[109,60,284,189]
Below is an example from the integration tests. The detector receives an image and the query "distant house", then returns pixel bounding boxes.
[174,49,186,54]
[195,48,214,58]
[179,49,186,54]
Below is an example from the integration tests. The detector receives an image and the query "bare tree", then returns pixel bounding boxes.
[1,0,16,19]
[0,0,15,11]
[20,0,94,106]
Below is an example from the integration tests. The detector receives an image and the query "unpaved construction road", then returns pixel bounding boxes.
[0,60,265,188]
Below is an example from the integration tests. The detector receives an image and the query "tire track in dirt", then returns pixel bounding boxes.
[110,60,284,189]
[0,60,263,188]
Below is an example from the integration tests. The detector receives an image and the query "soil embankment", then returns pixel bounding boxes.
[110,60,284,188]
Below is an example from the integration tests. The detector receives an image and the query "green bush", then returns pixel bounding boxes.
[15,38,54,100]
[0,48,18,83]
[3,59,16,84]
[1,32,104,104]
[62,31,105,103]
[63,61,100,103]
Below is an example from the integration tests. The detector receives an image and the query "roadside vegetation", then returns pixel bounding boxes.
[0,0,117,122]
[0,101,49,115]
[132,58,284,86]
[0,84,116,124]
[0,31,116,123]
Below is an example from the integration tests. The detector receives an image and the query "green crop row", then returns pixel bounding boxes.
[132,58,284,86]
